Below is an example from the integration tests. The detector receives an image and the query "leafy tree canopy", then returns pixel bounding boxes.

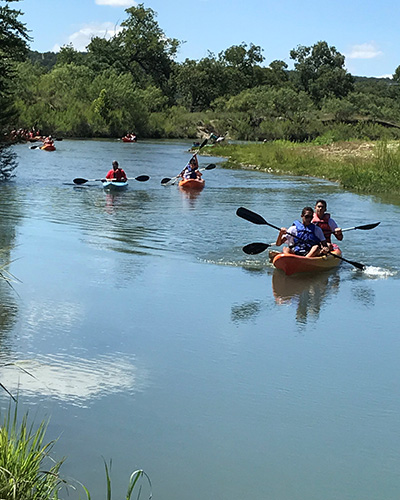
[290,41,354,103]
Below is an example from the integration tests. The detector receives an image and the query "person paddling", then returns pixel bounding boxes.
[312,199,343,249]
[105,160,127,182]
[180,156,202,180]
[275,206,329,258]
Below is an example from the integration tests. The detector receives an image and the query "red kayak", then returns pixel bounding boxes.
[41,143,56,151]
[178,178,205,190]
[270,247,342,276]
[122,136,137,142]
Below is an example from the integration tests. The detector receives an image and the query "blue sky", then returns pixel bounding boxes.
[18,0,400,78]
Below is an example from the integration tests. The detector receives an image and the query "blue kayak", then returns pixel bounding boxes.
[102,180,128,191]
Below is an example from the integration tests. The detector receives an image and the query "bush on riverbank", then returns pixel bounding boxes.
[210,140,400,194]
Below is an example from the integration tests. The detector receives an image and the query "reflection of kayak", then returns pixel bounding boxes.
[178,178,205,190]
[41,143,56,151]
[270,248,342,276]
[102,181,128,190]
[272,269,332,303]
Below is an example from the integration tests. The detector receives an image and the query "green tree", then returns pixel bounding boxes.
[290,41,354,103]
[56,43,86,66]
[173,56,227,111]
[0,0,31,131]
[115,4,180,90]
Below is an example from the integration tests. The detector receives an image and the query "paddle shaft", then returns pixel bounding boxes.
[73,175,149,185]
[236,207,366,270]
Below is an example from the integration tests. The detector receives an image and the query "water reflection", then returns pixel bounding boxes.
[0,353,148,407]
[0,282,18,344]
[179,186,203,207]
[231,300,262,323]
[272,270,340,324]
[0,184,23,339]
[351,285,376,308]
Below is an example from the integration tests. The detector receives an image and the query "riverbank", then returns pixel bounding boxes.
[208,140,400,195]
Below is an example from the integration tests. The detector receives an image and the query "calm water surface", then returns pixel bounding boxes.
[0,139,399,500]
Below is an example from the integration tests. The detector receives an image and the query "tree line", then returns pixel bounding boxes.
[2,0,400,144]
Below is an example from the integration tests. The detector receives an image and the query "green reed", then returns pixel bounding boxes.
[0,405,65,500]
[210,140,400,194]
[0,402,152,500]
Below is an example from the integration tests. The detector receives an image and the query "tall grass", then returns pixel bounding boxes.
[0,405,65,500]
[0,402,152,500]
[210,140,400,194]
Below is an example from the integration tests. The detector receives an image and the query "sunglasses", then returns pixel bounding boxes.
[303,214,313,219]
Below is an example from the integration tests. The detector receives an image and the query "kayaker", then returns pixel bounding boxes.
[181,156,202,180]
[275,206,329,258]
[312,199,343,248]
[105,160,128,182]
[43,135,54,146]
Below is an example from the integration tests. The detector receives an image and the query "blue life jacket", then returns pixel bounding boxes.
[292,220,320,255]
[184,165,197,179]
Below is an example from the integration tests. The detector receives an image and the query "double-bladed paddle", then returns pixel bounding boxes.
[161,138,210,185]
[236,207,367,270]
[73,175,149,185]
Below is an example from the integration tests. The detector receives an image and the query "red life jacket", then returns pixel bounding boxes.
[312,212,332,242]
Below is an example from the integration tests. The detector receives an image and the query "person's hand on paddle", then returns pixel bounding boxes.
[334,227,343,240]
[275,228,287,246]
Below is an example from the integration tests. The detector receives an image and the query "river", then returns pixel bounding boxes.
[0,139,399,500]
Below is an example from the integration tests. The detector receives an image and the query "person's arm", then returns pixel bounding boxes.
[333,227,343,241]
[315,226,329,252]
[275,228,287,246]
[329,218,343,241]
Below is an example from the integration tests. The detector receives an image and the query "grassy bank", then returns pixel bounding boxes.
[209,140,400,195]
[0,401,151,500]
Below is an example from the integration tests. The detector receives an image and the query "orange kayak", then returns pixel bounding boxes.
[178,178,205,190]
[270,247,342,276]
[41,143,56,151]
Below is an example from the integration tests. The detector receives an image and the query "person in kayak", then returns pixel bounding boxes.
[312,199,343,248]
[42,135,54,146]
[275,206,329,257]
[181,156,202,180]
[105,160,127,182]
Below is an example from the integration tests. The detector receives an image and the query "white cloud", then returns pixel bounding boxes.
[95,0,136,6]
[54,22,123,52]
[346,42,383,60]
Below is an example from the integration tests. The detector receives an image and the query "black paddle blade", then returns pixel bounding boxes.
[161,177,172,185]
[236,207,268,225]
[199,138,208,149]
[73,178,89,185]
[344,258,366,271]
[242,242,271,255]
[135,175,149,182]
[356,222,380,230]
[205,163,216,170]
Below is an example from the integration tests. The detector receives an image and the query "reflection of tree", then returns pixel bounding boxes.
[272,270,340,324]
[0,184,22,342]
